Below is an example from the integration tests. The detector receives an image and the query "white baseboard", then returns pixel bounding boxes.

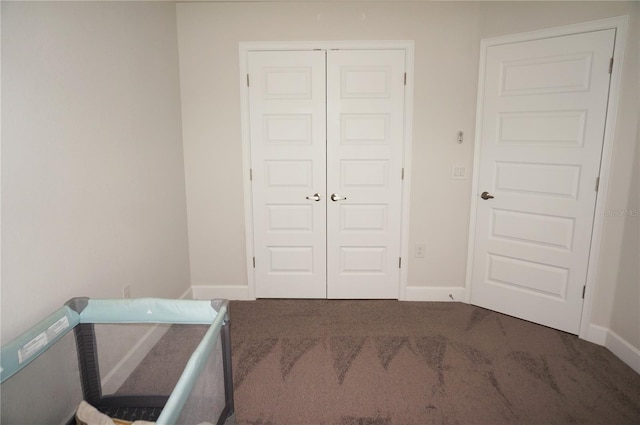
[584,323,609,346]
[191,284,252,300]
[606,329,640,374]
[100,288,194,393]
[101,324,170,394]
[585,323,640,374]
[403,286,466,302]
[192,284,465,302]
[178,286,193,300]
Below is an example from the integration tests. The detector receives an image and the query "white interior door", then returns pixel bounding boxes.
[249,48,406,299]
[470,29,616,333]
[326,50,406,299]
[249,50,327,298]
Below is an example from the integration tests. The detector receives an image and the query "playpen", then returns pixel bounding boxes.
[1,298,235,425]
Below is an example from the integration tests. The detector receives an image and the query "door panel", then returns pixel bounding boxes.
[471,30,615,333]
[326,50,406,299]
[249,51,327,298]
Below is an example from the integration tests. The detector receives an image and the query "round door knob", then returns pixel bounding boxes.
[481,191,494,200]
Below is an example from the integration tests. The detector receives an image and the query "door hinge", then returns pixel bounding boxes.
[247,74,250,87]
[401,168,405,180]
[404,73,407,86]
[595,176,600,192]
[609,57,614,74]
[582,285,586,299]
[250,168,253,181]
[252,257,256,268]
[399,257,402,268]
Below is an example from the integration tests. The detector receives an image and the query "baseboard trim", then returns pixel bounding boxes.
[585,324,640,374]
[191,285,252,300]
[178,286,193,300]
[585,323,609,346]
[100,287,194,393]
[606,329,640,374]
[101,324,170,394]
[403,286,466,302]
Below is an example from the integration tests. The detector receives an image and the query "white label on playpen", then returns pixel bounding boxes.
[47,316,70,338]
[17,316,70,364]
[18,333,48,364]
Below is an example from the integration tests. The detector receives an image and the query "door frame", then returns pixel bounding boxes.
[239,40,415,300]
[464,16,629,340]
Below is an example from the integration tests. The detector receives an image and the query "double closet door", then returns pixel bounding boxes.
[248,49,406,299]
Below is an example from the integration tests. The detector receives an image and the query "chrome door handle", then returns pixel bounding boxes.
[481,191,494,200]
[330,193,347,202]
[306,193,321,202]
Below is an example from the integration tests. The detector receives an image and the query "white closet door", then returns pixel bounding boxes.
[470,29,615,333]
[326,50,406,299]
[248,51,327,298]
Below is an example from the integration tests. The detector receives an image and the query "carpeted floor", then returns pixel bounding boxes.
[117,324,208,396]
[229,300,640,425]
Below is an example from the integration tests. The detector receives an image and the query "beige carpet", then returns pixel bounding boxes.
[229,300,640,425]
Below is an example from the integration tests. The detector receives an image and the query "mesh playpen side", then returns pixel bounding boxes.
[1,298,235,425]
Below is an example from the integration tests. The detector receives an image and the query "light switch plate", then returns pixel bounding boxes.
[452,165,467,180]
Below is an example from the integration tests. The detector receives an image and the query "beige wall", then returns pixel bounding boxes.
[609,129,639,348]
[177,1,481,292]
[1,2,191,343]
[177,1,638,348]
[1,1,636,355]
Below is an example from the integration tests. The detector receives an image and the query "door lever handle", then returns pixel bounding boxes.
[481,191,494,200]
[330,193,347,202]
[306,193,321,202]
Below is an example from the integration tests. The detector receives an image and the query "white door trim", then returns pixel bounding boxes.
[465,16,629,340]
[239,40,415,300]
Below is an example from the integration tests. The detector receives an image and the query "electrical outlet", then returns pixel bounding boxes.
[123,285,131,299]
[415,243,426,258]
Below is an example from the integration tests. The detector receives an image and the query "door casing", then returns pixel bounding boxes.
[465,17,629,342]
[239,40,415,300]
